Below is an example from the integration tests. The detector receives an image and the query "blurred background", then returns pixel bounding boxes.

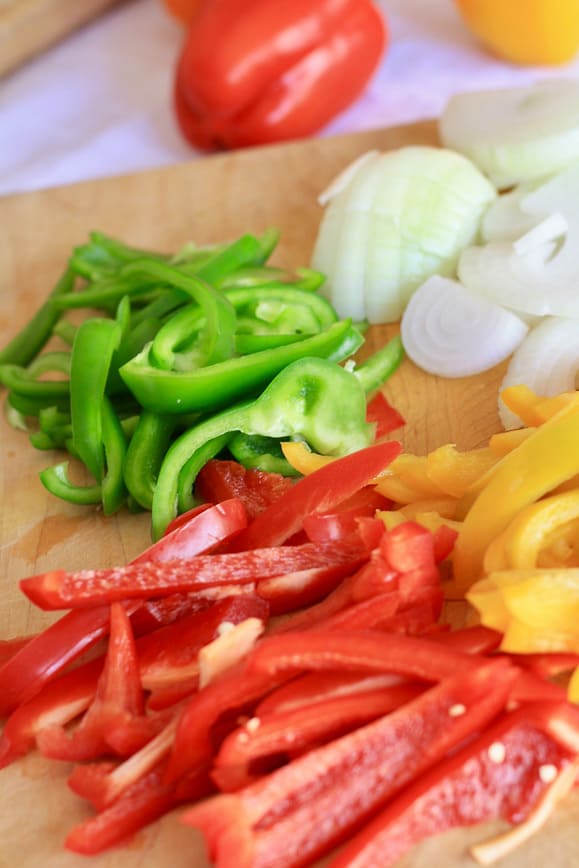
[2,0,579,197]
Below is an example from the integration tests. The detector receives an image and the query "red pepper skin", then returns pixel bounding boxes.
[365,391,405,439]
[132,498,248,564]
[183,659,517,868]
[0,635,33,665]
[0,658,103,768]
[330,708,574,868]
[37,604,152,762]
[65,762,213,856]
[195,462,293,522]
[255,671,408,717]
[245,630,480,684]
[174,0,387,150]
[212,683,425,792]
[0,606,111,717]
[138,595,269,694]
[228,441,402,552]
[20,539,368,611]
[429,625,503,655]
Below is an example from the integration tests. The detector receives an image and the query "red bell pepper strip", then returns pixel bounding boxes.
[20,538,368,611]
[137,595,269,693]
[132,497,248,564]
[195,462,294,522]
[255,671,408,717]
[174,0,387,150]
[37,604,151,761]
[183,659,517,868]
[227,441,402,551]
[0,657,103,768]
[429,624,503,655]
[0,635,33,665]
[330,707,576,868]
[212,683,425,792]
[161,502,213,535]
[0,606,112,717]
[366,391,405,439]
[303,495,390,544]
[244,630,483,684]
[65,761,213,856]
[165,663,291,786]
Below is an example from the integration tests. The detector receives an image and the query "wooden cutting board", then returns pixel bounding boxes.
[0,0,123,78]
[1,121,578,867]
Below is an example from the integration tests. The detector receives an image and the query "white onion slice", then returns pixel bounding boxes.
[513,212,567,256]
[481,184,540,243]
[400,275,529,378]
[440,79,579,189]
[459,162,579,318]
[312,146,495,324]
[499,317,579,429]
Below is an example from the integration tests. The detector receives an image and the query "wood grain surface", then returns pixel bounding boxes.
[1,121,578,867]
[0,0,123,78]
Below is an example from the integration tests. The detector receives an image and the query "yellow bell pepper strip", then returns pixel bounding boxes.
[568,666,579,704]
[488,428,535,457]
[454,0,579,65]
[497,490,579,570]
[453,400,579,590]
[426,444,497,499]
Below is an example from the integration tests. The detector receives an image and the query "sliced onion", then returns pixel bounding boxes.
[481,183,540,243]
[439,79,579,189]
[318,150,378,207]
[499,316,579,429]
[400,275,528,378]
[459,163,579,318]
[312,146,495,324]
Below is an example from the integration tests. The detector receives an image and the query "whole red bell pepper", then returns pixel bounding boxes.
[174,0,388,151]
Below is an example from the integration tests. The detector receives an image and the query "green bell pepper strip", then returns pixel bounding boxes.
[178,432,234,513]
[70,317,122,483]
[225,285,337,333]
[100,397,128,515]
[70,232,167,282]
[353,335,405,394]
[123,411,177,511]
[39,462,102,506]
[0,351,71,400]
[120,320,362,416]
[227,433,300,476]
[234,333,311,355]
[0,268,73,368]
[151,356,373,539]
[7,392,69,417]
[53,274,161,312]
[52,319,78,346]
[190,232,276,286]
[123,260,236,372]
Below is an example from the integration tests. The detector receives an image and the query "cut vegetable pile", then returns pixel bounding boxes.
[4,76,579,867]
[3,443,579,867]
[312,78,579,427]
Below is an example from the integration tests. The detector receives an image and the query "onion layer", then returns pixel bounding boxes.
[440,79,579,189]
[400,275,529,378]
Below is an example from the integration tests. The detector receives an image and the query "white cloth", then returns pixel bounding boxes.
[2,0,579,197]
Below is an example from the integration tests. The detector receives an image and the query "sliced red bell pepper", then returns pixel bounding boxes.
[330,707,575,868]
[37,604,152,761]
[183,659,517,868]
[429,624,503,655]
[212,683,425,792]
[0,635,33,665]
[195,461,293,521]
[244,630,482,684]
[0,606,112,717]
[255,671,409,717]
[137,595,269,693]
[0,657,103,768]
[303,496,389,544]
[20,539,368,610]
[365,391,405,439]
[165,663,290,786]
[132,497,248,564]
[65,762,213,856]
[227,441,402,551]
[174,0,387,150]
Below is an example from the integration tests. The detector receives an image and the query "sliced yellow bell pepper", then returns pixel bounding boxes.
[455,0,579,66]
[488,428,535,457]
[281,441,334,475]
[426,444,497,498]
[453,400,579,589]
[499,490,579,569]
[568,665,579,704]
